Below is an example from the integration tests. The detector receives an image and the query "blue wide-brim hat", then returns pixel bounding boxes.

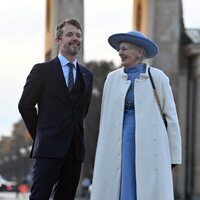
[108,31,159,58]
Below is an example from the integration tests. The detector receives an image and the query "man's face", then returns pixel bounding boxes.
[57,23,82,57]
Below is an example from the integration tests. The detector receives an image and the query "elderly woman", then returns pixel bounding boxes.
[90,31,181,200]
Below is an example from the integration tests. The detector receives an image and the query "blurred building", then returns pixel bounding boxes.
[45,0,84,62]
[134,0,200,199]
[0,120,33,184]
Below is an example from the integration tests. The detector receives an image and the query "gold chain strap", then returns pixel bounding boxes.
[148,67,167,128]
[153,89,166,121]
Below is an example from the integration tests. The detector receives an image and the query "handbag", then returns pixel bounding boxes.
[148,67,167,128]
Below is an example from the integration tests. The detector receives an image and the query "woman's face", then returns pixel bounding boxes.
[118,42,144,67]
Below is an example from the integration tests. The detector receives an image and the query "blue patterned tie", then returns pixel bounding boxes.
[67,63,74,92]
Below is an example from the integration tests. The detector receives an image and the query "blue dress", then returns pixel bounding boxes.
[120,64,145,200]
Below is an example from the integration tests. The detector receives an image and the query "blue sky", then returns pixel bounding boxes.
[0,0,199,138]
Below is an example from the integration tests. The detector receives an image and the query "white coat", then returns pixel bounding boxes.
[90,64,181,200]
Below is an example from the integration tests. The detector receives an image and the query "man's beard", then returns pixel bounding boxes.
[63,42,81,56]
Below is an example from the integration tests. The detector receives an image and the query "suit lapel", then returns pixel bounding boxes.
[74,64,89,107]
[51,57,67,88]
[51,57,73,101]
[78,63,88,92]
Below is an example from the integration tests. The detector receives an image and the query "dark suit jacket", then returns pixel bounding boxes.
[18,57,93,161]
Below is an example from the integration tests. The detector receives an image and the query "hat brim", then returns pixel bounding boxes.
[108,33,159,58]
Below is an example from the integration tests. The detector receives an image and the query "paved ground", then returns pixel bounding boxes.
[0,192,28,200]
[0,192,89,200]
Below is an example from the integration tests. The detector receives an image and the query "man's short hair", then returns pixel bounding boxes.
[55,18,82,39]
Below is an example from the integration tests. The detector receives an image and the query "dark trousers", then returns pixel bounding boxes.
[29,147,82,200]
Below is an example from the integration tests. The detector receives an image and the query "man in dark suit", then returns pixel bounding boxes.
[18,18,93,200]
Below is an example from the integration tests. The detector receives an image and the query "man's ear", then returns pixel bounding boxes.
[55,38,60,51]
